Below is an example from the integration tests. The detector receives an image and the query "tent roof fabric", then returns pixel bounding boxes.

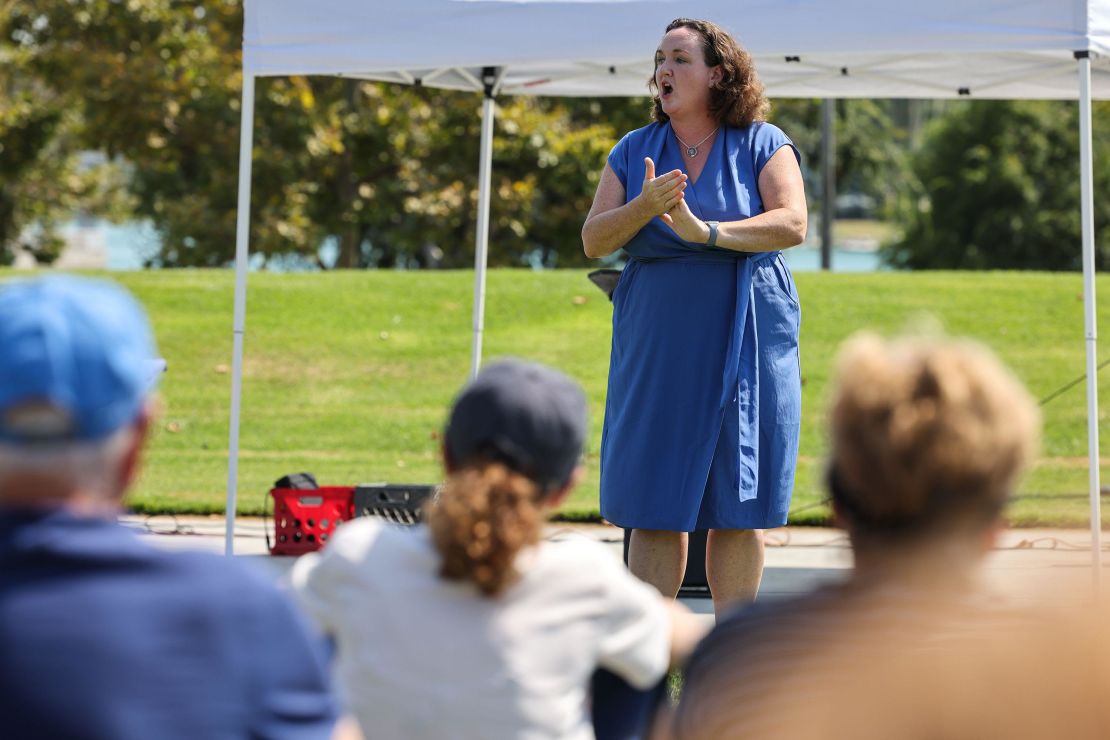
[244,0,1110,99]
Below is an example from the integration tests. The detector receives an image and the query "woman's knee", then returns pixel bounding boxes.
[707,528,764,547]
[633,529,689,547]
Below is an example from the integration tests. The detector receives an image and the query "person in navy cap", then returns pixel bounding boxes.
[292,358,707,740]
[0,275,339,740]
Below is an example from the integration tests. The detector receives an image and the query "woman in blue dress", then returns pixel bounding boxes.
[582,18,807,618]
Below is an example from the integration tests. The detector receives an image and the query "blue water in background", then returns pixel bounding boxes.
[782,245,885,272]
[103,220,159,270]
[93,219,883,272]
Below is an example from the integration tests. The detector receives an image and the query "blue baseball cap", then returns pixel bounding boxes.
[444,358,588,491]
[0,276,163,445]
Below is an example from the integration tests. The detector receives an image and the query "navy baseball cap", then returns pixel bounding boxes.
[0,276,163,445]
[444,359,588,491]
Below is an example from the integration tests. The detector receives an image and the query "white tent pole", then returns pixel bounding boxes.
[1077,51,1102,588]
[470,68,499,379]
[224,73,256,556]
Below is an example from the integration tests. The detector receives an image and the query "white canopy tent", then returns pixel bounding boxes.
[230,0,1109,574]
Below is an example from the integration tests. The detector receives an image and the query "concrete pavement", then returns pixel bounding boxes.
[124,515,1107,617]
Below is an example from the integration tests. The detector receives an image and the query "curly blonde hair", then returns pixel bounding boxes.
[649,18,769,128]
[828,332,1039,537]
[426,462,546,597]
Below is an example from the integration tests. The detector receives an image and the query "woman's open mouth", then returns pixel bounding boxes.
[661,81,673,98]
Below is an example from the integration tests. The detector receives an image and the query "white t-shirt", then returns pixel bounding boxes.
[290,518,670,740]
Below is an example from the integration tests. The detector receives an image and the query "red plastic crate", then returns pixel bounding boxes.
[269,486,354,555]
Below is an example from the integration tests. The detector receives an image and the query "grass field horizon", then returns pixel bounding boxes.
[3,267,1108,528]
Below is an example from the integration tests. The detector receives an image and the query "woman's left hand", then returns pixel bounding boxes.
[660,198,710,245]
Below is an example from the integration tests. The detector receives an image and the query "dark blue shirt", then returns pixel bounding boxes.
[0,509,338,739]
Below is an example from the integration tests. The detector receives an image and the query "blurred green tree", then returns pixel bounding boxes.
[4,1,919,270]
[0,71,65,265]
[770,98,917,219]
[884,100,1110,270]
[3,0,247,266]
[0,9,126,266]
[3,0,648,268]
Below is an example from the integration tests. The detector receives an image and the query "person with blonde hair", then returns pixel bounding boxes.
[292,359,706,740]
[667,331,1042,739]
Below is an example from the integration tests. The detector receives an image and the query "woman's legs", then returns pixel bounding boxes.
[628,528,764,617]
[706,528,764,619]
[628,529,688,599]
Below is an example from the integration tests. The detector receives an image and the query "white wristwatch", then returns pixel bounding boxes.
[705,221,719,247]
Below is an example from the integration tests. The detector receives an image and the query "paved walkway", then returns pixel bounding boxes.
[125,515,1107,617]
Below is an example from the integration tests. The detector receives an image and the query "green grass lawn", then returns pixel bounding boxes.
[3,267,1108,527]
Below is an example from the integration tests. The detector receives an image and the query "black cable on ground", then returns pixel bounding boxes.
[139,514,197,536]
[1038,357,1110,408]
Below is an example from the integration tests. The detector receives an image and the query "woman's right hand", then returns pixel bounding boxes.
[582,159,685,259]
[638,157,687,218]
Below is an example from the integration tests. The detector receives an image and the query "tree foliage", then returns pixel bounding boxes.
[17,2,1094,273]
[0,59,65,265]
[0,4,134,266]
[5,0,259,267]
[770,98,917,218]
[3,0,651,268]
[884,100,1110,270]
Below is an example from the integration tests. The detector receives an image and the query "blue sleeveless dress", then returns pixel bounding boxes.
[599,121,802,531]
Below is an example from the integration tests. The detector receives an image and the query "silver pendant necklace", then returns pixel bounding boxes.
[674,127,718,157]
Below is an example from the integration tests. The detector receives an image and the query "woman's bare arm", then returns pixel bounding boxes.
[660,146,807,252]
[666,599,710,668]
[582,159,687,258]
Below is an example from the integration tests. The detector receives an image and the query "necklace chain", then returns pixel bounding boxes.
[674,127,718,157]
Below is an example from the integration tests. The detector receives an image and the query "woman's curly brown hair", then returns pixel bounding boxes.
[426,462,546,597]
[649,18,769,128]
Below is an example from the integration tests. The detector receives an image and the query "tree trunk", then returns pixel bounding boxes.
[336,79,361,268]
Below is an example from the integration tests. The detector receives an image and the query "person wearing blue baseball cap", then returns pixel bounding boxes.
[0,275,340,740]
[292,358,708,740]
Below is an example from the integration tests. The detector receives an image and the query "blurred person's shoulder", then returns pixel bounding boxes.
[517,532,660,607]
[693,582,852,659]
[533,531,628,578]
[673,587,851,739]
[679,579,1023,704]
[315,514,389,560]
[0,507,319,642]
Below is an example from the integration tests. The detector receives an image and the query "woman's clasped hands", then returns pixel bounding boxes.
[640,157,712,245]
[639,157,686,215]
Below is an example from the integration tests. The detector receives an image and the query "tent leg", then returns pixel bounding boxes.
[1077,53,1102,588]
[470,79,497,379]
[820,98,835,271]
[225,74,256,556]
